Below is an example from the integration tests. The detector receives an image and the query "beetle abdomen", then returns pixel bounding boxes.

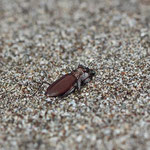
[45,74,77,97]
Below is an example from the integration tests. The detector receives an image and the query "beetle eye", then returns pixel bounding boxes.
[90,70,95,76]
[86,68,89,72]
[78,64,86,69]
[78,64,83,68]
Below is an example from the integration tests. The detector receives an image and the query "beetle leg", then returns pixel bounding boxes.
[77,78,81,90]
[82,78,91,84]
[41,81,51,86]
[33,81,51,96]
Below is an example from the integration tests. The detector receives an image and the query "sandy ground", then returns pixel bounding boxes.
[0,0,150,150]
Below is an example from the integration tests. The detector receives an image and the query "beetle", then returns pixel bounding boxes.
[45,65,95,97]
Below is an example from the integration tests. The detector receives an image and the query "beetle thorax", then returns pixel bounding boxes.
[72,68,84,79]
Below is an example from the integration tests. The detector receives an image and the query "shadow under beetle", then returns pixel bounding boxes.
[45,65,95,97]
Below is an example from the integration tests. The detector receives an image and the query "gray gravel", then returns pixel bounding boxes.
[0,0,150,150]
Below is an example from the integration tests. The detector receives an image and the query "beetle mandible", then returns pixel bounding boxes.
[45,65,95,97]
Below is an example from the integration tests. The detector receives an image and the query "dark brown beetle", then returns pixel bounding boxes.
[45,65,95,97]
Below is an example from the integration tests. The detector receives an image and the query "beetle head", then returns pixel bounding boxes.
[78,64,95,79]
[72,65,95,80]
